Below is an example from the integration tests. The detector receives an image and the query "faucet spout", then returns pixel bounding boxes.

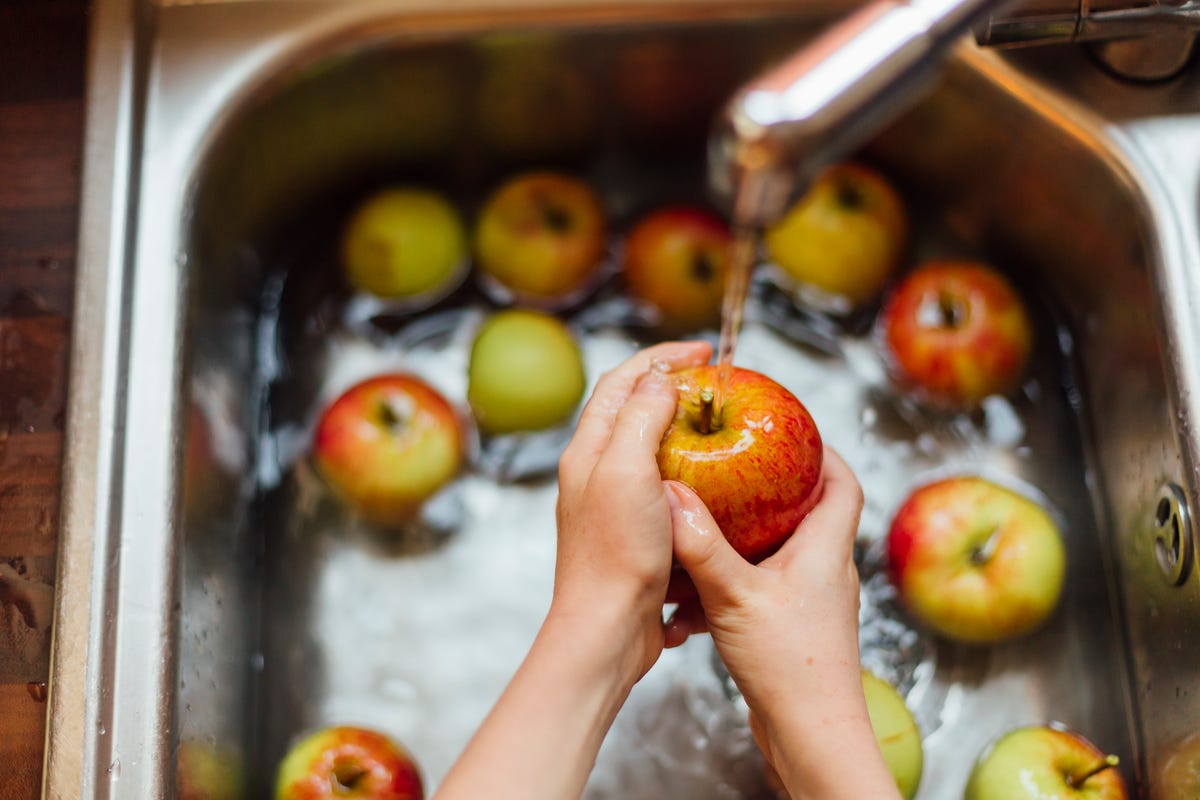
[711,0,1013,227]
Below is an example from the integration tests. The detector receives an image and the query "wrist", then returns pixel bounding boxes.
[544,589,654,692]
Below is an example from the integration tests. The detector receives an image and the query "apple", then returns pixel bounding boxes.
[887,476,1066,644]
[341,188,467,302]
[1157,731,1200,799]
[622,206,731,335]
[966,725,1127,800]
[474,172,607,307]
[275,726,423,800]
[468,309,586,435]
[765,671,923,800]
[473,46,597,163]
[612,38,734,154]
[862,670,923,799]
[878,259,1034,408]
[657,365,823,562]
[764,163,907,310]
[177,741,240,800]
[313,374,464,525]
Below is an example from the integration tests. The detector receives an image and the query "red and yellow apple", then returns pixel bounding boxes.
[341,188,468,302]
[966,725,1127,800]
[274,726,423,800]
[657,365,823,562]
[474,172,607,307]
[622,206,730,335]
[765,163,907,309]
[467,310,586,434]
[887,476,1066,645]
[313,374,464,525]
[879,260,1033,408]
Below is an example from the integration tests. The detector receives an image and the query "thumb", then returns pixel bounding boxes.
[665,481,752,609]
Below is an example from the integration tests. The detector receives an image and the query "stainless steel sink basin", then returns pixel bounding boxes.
[50,1,1200,798]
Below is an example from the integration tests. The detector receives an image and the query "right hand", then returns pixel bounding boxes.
[663,449,900,800]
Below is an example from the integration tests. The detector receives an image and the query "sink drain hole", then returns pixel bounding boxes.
[1153,483,1194,586]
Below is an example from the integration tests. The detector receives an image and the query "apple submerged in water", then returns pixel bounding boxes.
[274,726,424,800]
[879,259,1033,408]
[887,476,1066,645]
[313,374,464,526]
[966,725,1127,800]
[657,365,823,562]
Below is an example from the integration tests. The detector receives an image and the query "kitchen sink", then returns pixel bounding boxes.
[48,1,1200,798]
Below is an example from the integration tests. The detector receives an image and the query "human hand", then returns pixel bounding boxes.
[551,340,712,687]
[664,449,900,799]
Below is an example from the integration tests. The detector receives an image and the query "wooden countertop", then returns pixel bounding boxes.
[0,1,87,797]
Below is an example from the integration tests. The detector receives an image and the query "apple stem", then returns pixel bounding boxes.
[1067,755,1120,788]
[970,526,1001,566]
[698,388,715,435]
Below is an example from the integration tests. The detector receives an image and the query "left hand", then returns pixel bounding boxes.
[551,340,712,686]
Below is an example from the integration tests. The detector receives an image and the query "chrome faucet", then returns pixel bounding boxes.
[713,0,1200,226]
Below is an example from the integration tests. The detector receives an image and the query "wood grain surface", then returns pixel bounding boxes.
[0,1,87,797]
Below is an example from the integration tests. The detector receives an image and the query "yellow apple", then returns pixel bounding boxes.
[765,163,907,308]
[341,188,467,302]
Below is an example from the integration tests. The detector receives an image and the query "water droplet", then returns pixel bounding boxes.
[26,682,47,702]
[107,758,121,778]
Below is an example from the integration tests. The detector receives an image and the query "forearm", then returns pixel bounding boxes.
[433,607,639,800]
[759,692,901,800]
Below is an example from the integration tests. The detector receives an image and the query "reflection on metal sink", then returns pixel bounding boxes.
[50,2,1200,798]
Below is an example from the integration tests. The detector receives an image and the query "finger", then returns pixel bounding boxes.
[666,481,753,608]
[560,341,710,486]
[593,367,678,477]
[663,599,709,648]
[766,448,863,568]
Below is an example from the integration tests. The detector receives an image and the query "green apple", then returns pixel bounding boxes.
[862,671,923,799]
[275,726,423,800]
[966,726,1127,800]
[765,162,907,309]
[467,310,586,434]
[313,374,464,525]
[341,188,467,302]
[887,476,1066,645]
[474,172,607,307]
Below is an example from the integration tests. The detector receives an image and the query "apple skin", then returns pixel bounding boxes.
[1157,732,1200,799]
[313,374,464,525]
[765,163,907,308]
[887,476,1066,645]
[879,260,1033,408]
[475,172,607,307]
[341,188,467,302]
[177,741,240,800]
[657,365,823,562]
[623,206,731,335]
[274,726,423,800]
[862,671,923,800]
[966,726,1127,800]
[467,310,586,434]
